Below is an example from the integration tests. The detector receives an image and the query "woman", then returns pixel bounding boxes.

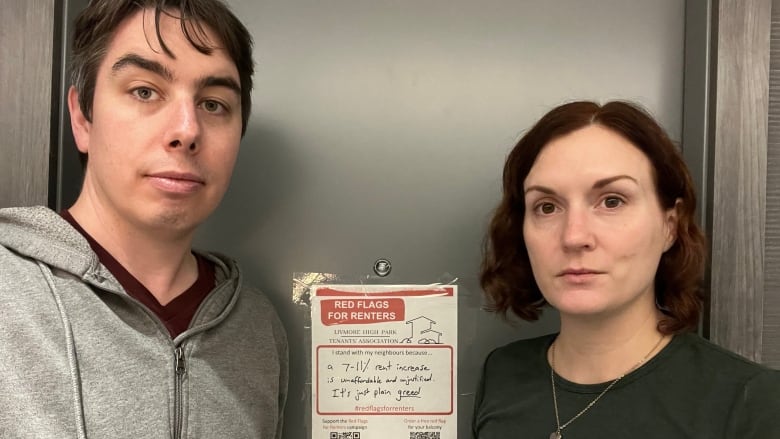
[472,101,779,438]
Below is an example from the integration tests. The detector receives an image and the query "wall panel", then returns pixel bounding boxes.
[709,0,771,362]
[0,0,58,208]
[192,1,686,437]
[764,0,780,368]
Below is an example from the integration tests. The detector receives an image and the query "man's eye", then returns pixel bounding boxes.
[202,100,225,113]
[132,87,155,100]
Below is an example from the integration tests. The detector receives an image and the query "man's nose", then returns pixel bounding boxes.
[165,99,201,153]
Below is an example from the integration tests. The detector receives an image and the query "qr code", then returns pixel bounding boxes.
[330,433,360,439]
[410,433,441,439]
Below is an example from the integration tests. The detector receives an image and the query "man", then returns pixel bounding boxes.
[0,1,287,437]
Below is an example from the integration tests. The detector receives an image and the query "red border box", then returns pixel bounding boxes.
[316,345,454,415]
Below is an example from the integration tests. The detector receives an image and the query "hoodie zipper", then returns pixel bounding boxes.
[84,267,234,438]
[174,346,186,439]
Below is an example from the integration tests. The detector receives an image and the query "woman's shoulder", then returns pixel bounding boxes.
[483,333,556,371]
[676,333,773,368]
[667,333,779,384]
[671,334,780,435]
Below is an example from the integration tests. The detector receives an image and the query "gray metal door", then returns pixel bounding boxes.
[57,1,686,437]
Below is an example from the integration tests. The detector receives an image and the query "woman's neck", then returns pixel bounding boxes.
[550,309,670,384]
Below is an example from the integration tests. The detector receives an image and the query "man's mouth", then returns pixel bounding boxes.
[147,171,205,194]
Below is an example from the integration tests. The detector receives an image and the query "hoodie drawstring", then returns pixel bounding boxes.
[38,261,87,439]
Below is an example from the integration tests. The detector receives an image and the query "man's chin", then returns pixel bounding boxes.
[142,209,204,236]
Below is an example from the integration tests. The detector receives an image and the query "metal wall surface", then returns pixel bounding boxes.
[55,1,687,437]
[194,1,686,437]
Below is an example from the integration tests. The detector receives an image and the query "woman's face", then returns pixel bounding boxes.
[522,124,677,320]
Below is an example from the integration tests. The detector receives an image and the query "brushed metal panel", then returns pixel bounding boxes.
[0,0,56,208]
[682,0,712,235]
[709,0,770,362]
[181,1,686,437]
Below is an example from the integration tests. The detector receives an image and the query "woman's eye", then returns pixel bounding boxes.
[603,196,624,208]
[538,202,556,214]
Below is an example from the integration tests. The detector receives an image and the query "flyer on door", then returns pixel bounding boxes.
[310,284,458,439]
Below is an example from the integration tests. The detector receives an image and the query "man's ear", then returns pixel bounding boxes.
[663,198,681,252]
[68,86,91,154]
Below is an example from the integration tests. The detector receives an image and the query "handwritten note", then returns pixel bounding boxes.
[317,346,453,414]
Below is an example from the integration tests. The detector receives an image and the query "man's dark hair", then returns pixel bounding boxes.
[71,0,254,137]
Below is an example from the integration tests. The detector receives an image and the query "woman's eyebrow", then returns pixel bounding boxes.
[592,175,638,189]
[524,185,555,196]
[524,175,638,196]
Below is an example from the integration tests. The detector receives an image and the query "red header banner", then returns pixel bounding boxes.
[321,298,405,325]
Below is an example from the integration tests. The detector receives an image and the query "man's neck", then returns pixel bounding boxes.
[69,199,199,306]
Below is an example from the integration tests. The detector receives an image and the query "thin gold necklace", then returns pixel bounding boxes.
[549,334,666,439]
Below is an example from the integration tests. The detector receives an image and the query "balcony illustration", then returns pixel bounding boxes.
[400,316,443,344]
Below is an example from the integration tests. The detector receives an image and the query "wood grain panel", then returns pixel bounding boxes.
[764,0,780,369]
[709,0,770,362]
[0,0,56,207]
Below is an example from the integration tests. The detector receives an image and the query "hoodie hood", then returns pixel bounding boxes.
[0,206,242,332]
[0,205,101,280]
[0,206,239,294]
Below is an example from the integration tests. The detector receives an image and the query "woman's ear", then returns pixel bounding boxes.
[663,198,682,252]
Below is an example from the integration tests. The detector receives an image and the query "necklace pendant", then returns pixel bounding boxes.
[550,432,562,439]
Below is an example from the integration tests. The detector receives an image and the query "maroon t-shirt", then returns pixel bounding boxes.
[61,210,215,338]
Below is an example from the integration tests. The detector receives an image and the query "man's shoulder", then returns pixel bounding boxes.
[0,205,93,271]
[1,205,64,233]
[197,250,281,314]
[0,240,48,293]
[238,280,278,311]
[232,277,288,350]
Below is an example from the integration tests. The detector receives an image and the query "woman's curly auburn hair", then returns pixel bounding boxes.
[480,100,706,334]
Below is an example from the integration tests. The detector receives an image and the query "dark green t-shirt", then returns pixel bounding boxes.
[473,333,780,438]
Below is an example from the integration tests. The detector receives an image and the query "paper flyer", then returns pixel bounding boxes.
[310,284,458,439]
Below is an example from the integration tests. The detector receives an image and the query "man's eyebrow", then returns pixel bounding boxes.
[112,53,173,81]
[524,175,638,196]
[112,53,240,96]
[198,76,241,96]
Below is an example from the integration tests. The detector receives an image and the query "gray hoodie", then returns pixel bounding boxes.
[0,206,288,438]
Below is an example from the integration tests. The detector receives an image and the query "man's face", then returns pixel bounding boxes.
[69,9,242,236]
